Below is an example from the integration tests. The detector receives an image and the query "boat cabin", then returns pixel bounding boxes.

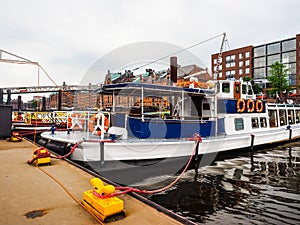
[217,80,256,100]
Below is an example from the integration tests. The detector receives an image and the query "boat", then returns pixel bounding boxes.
[12,111,68,136]
[39,77,300,185]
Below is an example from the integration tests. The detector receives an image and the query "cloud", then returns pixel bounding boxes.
[0,0,299,97]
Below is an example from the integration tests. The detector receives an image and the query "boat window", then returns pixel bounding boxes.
[268,110,278,128]
[279,109,287,126]
[242,84,247,94]
[203,103,210,110]
[234,118,244,131]
[260,117,267,128]
[288,109,295,124]
[222,83,230,93]
[247,85,253,95]
[296,110,300,123]
[251,117,259,128]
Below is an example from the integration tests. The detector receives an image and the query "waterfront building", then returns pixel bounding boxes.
[211,33,300,94]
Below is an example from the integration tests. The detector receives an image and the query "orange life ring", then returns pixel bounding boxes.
[88,114,109,135]
[236,98,245,113]
[246,99,255,113]
[256,100,264,113]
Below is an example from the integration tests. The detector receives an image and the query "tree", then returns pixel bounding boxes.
[267,61,291,99]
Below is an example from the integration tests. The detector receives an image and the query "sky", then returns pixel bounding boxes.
[0,0,299,100]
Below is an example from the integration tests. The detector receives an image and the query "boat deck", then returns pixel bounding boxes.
[0,139,184,225]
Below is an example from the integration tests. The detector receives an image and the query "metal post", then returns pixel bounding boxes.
[58,90,62,111]
[141,87,144,121]
[0,89,3,105]
[42,96,46,111]
[286,125,292,142]
[6,89,11,105]
[100,142,104,166]
[250,134,255,152]
[17,95,22,111]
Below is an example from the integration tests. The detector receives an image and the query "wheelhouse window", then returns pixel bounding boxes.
[234,118,244,131]
[251,117,259,129]
[279,109,287,126]
[269,110,278,128]
[288,109,295,124]
[247,85,253,95]
[222,83,230,93]
[242,84,247,94]
[260,117,267,128]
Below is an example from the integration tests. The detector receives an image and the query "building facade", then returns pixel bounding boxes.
[212,46,253,80]
[212,34,300,93]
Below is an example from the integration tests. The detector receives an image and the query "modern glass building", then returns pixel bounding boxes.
[212,34,300,93]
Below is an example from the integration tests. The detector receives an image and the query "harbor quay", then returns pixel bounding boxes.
[0,139,184,225]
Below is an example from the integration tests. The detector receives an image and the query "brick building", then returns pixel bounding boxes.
[212,33,300,93]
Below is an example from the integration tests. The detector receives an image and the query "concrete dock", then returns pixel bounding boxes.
[0,139,184,225]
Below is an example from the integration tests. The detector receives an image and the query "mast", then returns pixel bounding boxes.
[213,33,227,80]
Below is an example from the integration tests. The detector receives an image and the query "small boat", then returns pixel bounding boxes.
[40,78,300,185]
[12,111,68,136]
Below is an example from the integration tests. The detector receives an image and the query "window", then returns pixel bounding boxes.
[267,54,280,66]
[245,51,250,58]
[254,57,266,67]
[260,117,267,128]
[247,85,253,95]
[288,109,295,124]
[230,62,236,67]
[254,46,266,57]
[239,53,243,59]
[269,110,278,127]
[203,103,210,110]
[226,55,235,62]
[222,82,230,93]
[245,68,250,74]
[282,52,296,63]
[245,60,250,66]
[253,68,266,79]
[239,69,243,75]
[226,63,231,68]
[296,110,300,123]
[282,39,296,52]
[279,109,287,126]
[230,70,236,75]
[289,74,296,86]
[234,118,244,131]
[218,72,222,78]
[242,84,247,94]
[252,117,259,128]
[267,42,280,54]
[239,61,243,67]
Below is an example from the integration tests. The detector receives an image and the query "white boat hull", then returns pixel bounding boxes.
[41,124,300,162]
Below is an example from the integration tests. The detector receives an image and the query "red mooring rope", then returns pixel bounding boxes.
[92,135,202,198]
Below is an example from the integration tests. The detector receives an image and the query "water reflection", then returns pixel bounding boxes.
[150,142,300,224]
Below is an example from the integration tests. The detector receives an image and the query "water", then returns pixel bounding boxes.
[149,142,300,224]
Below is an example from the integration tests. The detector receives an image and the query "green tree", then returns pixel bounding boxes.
[267,61,291,98]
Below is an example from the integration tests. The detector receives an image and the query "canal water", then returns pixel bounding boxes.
[148,142,300,224]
